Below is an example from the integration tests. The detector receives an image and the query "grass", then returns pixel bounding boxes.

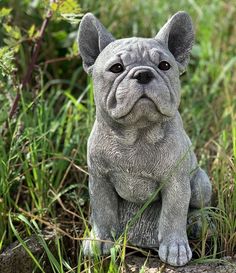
[0,0,236,272]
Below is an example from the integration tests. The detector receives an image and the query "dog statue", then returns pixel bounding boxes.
[77,11,212,266]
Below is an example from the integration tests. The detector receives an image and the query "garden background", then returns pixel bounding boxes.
[0,0,235,272]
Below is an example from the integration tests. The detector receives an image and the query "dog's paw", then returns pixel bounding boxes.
[158,240,192,266]
[83,238,113,257]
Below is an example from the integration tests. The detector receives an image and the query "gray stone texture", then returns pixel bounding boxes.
[78,11,212,266]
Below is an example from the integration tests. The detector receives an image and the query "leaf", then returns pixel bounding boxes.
[71,41,78,55]
[60,13,82,25]
[58,0,81,14]
[28,24,36,38]
[0,7,12,19]
[0,107,8,125]
[51,0,83,24]
[50,2,59,12]
[52,30,67,41]
[0,46,16,77]
[3,24,22,40]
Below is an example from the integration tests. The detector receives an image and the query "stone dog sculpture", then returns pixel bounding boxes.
[77,11,212,266]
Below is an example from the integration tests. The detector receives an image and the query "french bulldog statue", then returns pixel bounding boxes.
[77,11,212,266]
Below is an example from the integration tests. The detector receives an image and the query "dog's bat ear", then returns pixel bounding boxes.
[77,13,115,75]
[155,11,195,74]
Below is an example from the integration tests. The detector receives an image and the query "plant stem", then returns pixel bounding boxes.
[8,8,54,120]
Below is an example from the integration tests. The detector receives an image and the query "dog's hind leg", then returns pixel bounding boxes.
[190,168,212,209]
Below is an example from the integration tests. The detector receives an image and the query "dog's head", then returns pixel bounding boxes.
[78,12,194,126]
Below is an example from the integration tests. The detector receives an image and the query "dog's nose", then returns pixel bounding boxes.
[133,70,154,84]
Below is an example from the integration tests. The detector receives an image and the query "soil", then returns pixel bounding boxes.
[125,255,236,273]
[0,234,235,273]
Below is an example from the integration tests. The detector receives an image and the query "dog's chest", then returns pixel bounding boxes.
[105,140,168,203]
[90,122,184,204]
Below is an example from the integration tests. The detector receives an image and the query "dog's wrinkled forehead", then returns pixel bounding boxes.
[112,39,170,65]
[99,38,173,69]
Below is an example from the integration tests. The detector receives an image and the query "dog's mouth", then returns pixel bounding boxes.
[139,94,148,99]
[136,93,157,107]
[116,93,159,119]
[139,94,153,101]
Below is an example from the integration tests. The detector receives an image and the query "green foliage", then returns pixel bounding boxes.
[0,7,12,19]
[0,46,16,77]
[51,0,82,24]
[0,0,235,272]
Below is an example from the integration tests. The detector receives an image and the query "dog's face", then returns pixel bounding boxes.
[78,12,194,126]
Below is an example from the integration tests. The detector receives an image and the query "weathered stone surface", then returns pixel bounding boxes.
[0,233,55,273]
[125,256,236,273]
[1,233,235,273]
[78,11,212,267]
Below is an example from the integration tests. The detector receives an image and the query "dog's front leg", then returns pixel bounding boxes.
[83,173,119,256]
[158,176,192,266]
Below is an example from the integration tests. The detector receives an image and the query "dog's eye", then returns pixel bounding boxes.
[109,63,124,73]
[158,61,171,71]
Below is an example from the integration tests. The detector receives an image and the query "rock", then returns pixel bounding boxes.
[125,256,236,273]
[0,232,55,273]
[1,235,235,273]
